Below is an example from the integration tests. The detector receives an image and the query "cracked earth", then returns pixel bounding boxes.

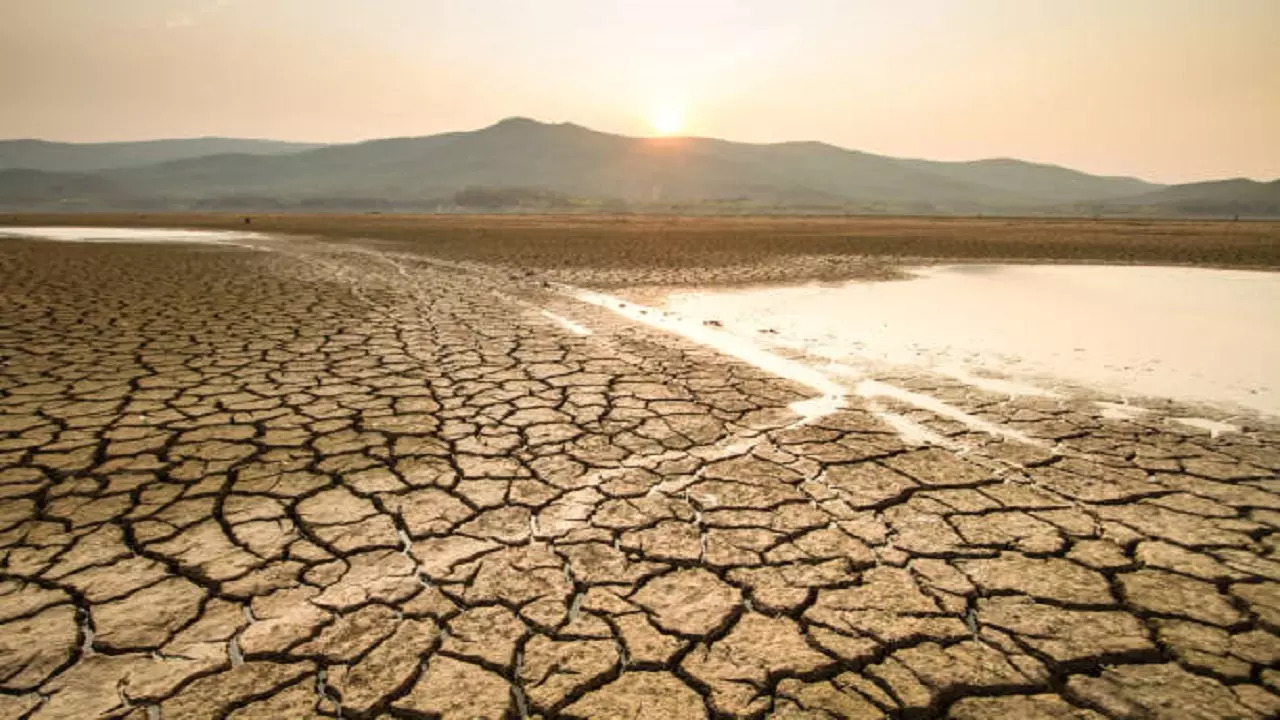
[1,233,1279,719]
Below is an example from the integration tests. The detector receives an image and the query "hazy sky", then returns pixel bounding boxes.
[3,0,1277,183]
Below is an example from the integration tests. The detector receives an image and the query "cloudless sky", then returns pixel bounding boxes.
[2,0,1277,183]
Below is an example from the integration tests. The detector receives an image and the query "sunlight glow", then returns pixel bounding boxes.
[651,107,684,136]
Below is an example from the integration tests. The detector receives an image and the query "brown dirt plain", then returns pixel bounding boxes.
[5,212,1280,287]
[1,214,1279,719]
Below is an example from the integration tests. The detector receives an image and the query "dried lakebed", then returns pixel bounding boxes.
[0,228,1278,719]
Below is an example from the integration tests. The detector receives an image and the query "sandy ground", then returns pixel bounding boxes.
[1,225,1280,719]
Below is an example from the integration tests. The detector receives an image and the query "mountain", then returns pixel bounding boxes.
[0,169,131,208]
[0,138,326,173]
[1099,178,1280,217]
[898,157,1155,204]
[0,118,1272,215]
[102,119,1058,209]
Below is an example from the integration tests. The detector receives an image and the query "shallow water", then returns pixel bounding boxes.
[663,264,1280,417]
[0,226,266,244]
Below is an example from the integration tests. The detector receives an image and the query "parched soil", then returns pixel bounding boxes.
[5,212,1280,288]
[0,228,1279,718]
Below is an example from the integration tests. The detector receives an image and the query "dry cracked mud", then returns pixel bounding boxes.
[1,233,1279,720]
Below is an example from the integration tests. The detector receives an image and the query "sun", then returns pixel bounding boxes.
[651,107,684,136]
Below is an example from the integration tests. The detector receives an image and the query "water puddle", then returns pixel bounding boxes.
[663,264,1280,417]
[1170,416,1241,437]
[1094,401,1150,421]
[540,310,593,336]
[0,226,268,246]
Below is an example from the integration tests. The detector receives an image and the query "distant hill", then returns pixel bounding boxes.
[95,120,1035,209]
[0,169,131,208]
[0,118,1274,215]
[98,118,1161,209]
[1099,178,1280,217]
[898,157,1155,205]
[0,137,326,173]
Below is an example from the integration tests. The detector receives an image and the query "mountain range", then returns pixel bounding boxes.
[1,118,1276,216]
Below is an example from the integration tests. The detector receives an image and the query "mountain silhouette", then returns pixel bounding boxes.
[1,118,1275,216]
